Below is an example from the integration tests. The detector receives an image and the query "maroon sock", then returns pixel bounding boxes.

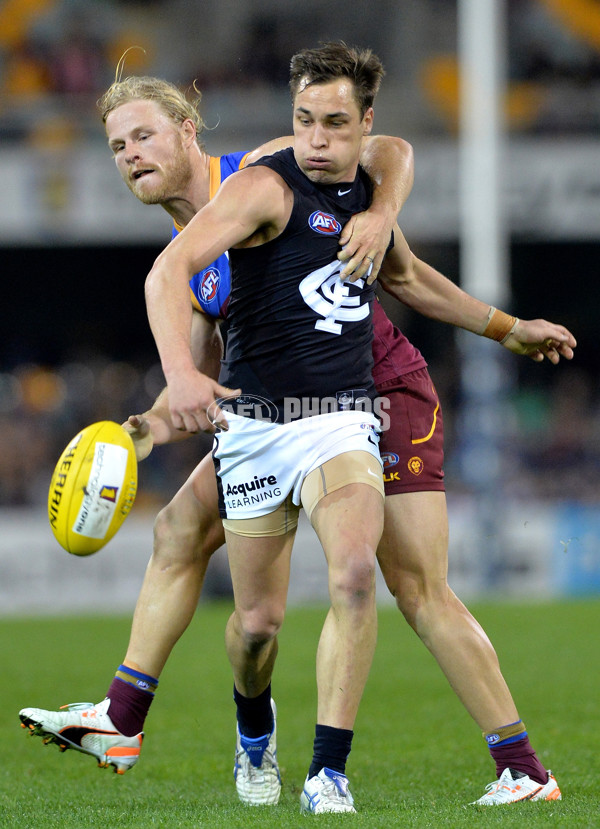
[106,677,154,737]
[489,735,548,784]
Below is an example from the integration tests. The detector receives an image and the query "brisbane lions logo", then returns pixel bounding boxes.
[408,456,424,476]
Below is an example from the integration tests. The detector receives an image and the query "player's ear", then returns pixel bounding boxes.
[362,107,374,136]
[181,118,197,146]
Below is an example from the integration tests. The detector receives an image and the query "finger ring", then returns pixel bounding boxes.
[365,255,374,262]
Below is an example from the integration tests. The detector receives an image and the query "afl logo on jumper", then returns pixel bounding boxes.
[200,267,220,302]
[381,452,400,469]
[308,211,341,235]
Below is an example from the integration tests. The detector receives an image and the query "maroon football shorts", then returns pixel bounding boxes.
[377,367,445,495]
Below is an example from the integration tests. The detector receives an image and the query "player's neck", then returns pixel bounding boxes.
[162,150,211,229]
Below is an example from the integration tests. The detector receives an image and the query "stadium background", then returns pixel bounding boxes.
[1,0,600,612]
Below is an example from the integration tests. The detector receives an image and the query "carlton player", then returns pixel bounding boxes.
[146,47,390,813]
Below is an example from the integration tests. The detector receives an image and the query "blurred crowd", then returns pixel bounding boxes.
[2,354,599,509]
[1,0,600,143]
[507,367,600,505]
[0,358,212,510]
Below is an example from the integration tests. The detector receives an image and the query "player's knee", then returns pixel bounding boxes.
[238,607,283,648]
[391,574,450,629]
[152,502,213,566]
[329,554,376,607]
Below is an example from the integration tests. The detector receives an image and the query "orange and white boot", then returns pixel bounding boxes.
[19,699,142,774]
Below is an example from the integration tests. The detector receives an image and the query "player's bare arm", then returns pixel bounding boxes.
[339,136,414,281]
[123,310,224,458]
[145,166,292,433]
[378,224,577,364]
[189,307,224,379]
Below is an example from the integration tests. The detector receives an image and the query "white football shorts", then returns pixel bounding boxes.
[213,409,382,520]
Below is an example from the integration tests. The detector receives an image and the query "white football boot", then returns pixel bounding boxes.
[471,767,562,804]
[234,699,281,805]
[19,699,142,774]
[300,767,357,814]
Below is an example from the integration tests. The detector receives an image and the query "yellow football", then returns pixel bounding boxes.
[48,420,138,556]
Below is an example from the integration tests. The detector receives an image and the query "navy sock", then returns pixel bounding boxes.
[234,684,273,738]
[308,723,353,778]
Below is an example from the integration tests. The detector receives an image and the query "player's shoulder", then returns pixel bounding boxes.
[213,164,291,241]
[219,150,251,175]
[221,161,288,198]
[251,149,315,198]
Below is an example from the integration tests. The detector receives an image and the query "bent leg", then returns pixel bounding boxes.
[19,454,226,767]
[124,454,225,678]
[224,528,293,806]
[225,528,294,699]
[378,490,519,731]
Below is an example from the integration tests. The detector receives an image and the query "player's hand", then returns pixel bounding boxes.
[167,370,241,434]
[122,414,154,462]
[337,208,395,285]
[502,319,577,364]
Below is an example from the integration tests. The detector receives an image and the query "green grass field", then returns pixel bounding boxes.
[2,600,598,828]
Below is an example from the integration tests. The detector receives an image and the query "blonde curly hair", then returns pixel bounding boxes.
[98,51,206,146]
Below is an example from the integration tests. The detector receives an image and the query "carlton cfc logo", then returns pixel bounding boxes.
[308,211,342,235]
[200,267,220,302]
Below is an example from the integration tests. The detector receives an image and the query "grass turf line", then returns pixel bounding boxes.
[2,600,597,827]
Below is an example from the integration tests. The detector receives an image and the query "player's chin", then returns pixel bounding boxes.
[133,188,164,205]
[129,179,162,204]
[302,162,334,182]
